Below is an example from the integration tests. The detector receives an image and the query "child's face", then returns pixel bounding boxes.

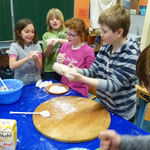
[66,28,80,45]
[49,15,61,30]
[100,24,119,45]
[20,24,35,46]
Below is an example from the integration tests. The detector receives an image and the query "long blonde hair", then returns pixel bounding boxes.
[46,8,64,31]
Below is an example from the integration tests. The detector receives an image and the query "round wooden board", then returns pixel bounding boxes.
[33,96,111,143]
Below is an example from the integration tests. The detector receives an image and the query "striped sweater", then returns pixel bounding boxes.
[78,38,140,120]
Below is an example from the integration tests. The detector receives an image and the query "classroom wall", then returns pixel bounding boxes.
[74,0,90,27]
[0,0,74,41]
[140,0,150,51]
[0,0,12,41]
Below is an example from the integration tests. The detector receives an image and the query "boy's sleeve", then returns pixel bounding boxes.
[97,53,139,92]
[120,135,150,150]
[77,51,102,77]
[108,54,138,92]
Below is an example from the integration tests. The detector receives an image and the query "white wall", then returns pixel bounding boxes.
[140,0,150,51]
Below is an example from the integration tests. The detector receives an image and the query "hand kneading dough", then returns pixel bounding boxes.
[53,63,75,80]
[53,63,69,75]
[64,73,75,80]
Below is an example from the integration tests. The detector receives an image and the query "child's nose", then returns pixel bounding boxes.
[53,18,57,22]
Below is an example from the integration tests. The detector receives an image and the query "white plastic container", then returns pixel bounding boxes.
[0,119,17,150]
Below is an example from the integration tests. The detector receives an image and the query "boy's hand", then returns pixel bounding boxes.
[64,69,82,82]
[53,62,70,75]
[99,130,121,150]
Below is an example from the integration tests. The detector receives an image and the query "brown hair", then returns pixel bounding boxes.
[98,4,130,37]
[136,45,150,86]
[46,8,64,31]
[14,18,38,48]
[65,17,89,42]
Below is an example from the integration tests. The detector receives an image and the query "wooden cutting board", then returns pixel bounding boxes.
[33,96,111,143]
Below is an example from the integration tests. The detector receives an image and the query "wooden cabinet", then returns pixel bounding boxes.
[85,33,103,52]
[0,54,9,67]
[0,42,11,67]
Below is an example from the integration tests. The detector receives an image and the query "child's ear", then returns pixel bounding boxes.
[117,28,124,37]
[17,31,21,36]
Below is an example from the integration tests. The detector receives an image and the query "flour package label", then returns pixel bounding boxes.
[0,119,17,150]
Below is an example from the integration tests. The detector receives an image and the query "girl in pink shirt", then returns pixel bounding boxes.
[56,17,95,97]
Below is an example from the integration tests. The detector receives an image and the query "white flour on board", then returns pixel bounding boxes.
[53,100,77,114]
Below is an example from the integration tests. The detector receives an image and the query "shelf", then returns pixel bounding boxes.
[85,33,103,52]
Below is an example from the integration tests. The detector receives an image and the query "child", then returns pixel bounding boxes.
[42,8,68,81]
[63,5,140,121]
[9,18,42,85]
[53,17,95,97]
[99,45,150,150]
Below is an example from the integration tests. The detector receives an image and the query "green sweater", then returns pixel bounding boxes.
[42,27,66,72]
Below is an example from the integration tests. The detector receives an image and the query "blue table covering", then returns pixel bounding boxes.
[0,79,149,150]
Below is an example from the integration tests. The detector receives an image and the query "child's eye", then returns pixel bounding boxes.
[25,30,29,33]
[102,30,107,33]
[55,17,59,20]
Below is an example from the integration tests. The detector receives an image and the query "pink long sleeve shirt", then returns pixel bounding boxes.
[59,43,95,97]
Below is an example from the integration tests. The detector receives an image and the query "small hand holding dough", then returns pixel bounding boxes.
[46,38,58,47]
[32,51,39,59]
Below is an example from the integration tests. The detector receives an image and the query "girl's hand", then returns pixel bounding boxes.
[46,38,58,47]
[57,53,66,64]
[46,39,52,46]
[32,51,39,61]
[27,51,39,60]
[27,51,35,59]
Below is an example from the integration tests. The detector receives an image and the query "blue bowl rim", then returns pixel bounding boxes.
[0,79,24,93]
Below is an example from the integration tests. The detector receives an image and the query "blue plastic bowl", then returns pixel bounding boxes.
[0,79,24,104]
